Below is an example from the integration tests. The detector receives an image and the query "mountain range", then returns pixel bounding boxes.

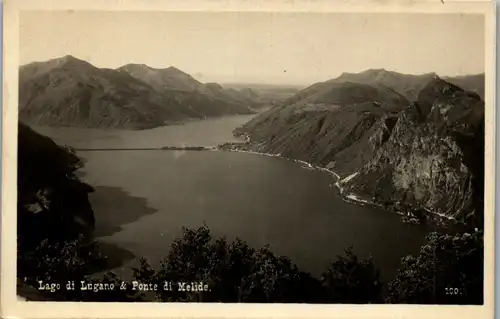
[230,69,485,224]
[19,56,269,129]
[116,64,266,108]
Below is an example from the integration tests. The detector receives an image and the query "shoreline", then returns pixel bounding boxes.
[216,140,455,224]
[214,145,378,209]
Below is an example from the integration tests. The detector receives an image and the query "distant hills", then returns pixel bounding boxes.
[19,58,484,132]
[117,64,265,108]
[232,69,485,223]
[331,69,439,102]
[281,69,484,108]
[19,56,263,129]
[443,74,485,100]
[117,64,205,92]
[333,69,485,101]
[220,83,303,106]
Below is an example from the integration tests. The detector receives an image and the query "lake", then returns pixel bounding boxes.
[32,114,431,282]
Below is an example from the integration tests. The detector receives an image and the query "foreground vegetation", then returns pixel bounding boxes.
[18,224,483,304]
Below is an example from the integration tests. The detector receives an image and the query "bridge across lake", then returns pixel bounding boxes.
[74,146,215,152]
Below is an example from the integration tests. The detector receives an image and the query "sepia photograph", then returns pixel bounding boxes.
[1,0,496,318]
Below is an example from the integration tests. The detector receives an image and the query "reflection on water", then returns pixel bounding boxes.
[90,186,159,237]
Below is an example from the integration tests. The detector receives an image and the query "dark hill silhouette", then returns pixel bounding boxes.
[17,122,96,246]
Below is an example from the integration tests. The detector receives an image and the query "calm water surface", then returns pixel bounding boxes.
[31,115,254,148]
[34,114,431,281]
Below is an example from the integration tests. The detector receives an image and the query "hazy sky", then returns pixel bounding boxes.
[20,11,485,85]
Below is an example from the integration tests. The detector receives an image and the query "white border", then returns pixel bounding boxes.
[1,1,496,319]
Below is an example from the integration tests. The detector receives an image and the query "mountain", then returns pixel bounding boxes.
[236,72,413,153]
[20,55,173,128]
[19,56,255,129]
[342,78,484,223]
[444,73,485,100]
[118,64,264,108]
[281,69,485,104]
[116,64,205,92]
[281,80,410,112]
[332,69,439,102]
[230,77,411,175]
[231,73,484,224]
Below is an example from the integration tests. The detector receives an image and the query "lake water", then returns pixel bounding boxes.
[31,115,255,149]
[32,115,431,282]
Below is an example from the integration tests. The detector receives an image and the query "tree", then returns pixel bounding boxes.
[387,231,483,304]
[320,248,383,303]
[133,225,385,303]
[132,225,323,302]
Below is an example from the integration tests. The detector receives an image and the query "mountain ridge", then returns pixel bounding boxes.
[117,63,266,108]
[19,56,256,129]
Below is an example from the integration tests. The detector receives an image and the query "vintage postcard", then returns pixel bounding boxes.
[1,0,496,318]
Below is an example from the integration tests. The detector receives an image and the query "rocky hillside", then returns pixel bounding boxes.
[19,56,255,129]
[341,78,484,224]
[17,122,96,248]
[232,72,484,224]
